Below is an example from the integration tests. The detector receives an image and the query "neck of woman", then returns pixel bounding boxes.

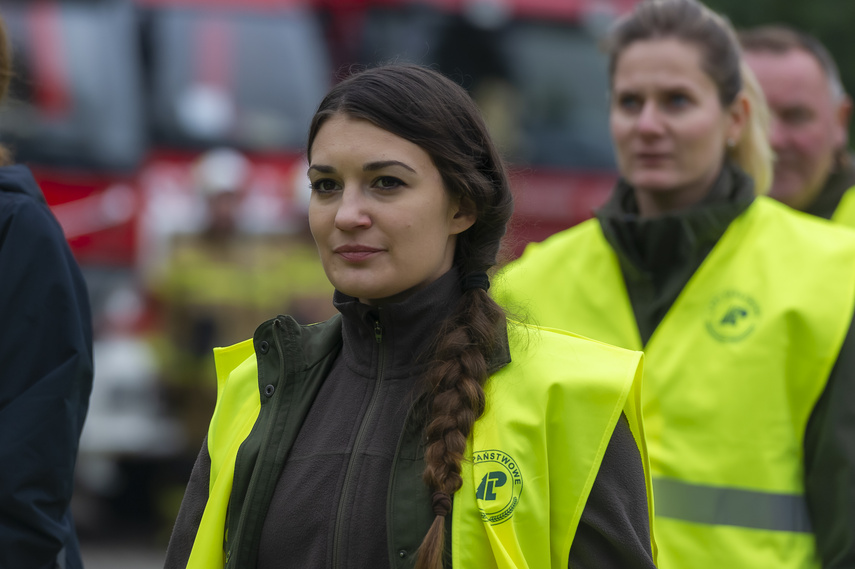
[634,167,723,218]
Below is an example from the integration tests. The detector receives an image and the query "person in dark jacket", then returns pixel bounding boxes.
[494,1,855,567]
[0,12,94,568]
[165,64,657,568]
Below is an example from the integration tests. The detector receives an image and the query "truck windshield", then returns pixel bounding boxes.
[145,6,331,152]
[0,1,145,171]
[356,5,616,170]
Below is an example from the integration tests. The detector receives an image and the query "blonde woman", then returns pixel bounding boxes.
[495,0,855,567]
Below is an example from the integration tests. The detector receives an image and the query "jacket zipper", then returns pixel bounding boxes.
[332,316,386,568]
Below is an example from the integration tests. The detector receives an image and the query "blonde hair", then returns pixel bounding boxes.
[606,0,773,195]
[729,61,773,195]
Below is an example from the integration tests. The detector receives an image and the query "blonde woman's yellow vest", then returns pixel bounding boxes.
[186,322,654,568]
[831,185,855,228]
[494,196,855,569]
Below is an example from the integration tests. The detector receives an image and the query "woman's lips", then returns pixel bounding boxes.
[636,152,670,164]
[333,245,384,262]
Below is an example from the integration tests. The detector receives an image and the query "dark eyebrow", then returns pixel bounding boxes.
[363,160,416,173]
[307,160,417,176]
[307,164,335,175]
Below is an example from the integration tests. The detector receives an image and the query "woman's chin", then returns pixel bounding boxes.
[630,173,682,194]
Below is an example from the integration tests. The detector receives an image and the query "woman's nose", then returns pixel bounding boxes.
[334,187,372,230]
[636,101,665,135]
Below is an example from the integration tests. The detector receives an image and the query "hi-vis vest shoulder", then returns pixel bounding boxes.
[186,322,654,569]
[831,185,855,228]
[494,196,855,569]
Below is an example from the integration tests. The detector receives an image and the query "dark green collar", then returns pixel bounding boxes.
[593,161,755,345]
[333,266,511,379]
[595,161,755,276]
[803,155,855,220]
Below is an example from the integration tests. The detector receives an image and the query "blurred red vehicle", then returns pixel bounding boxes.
[317,0,639,253]
[0,0,637,532]
[0,0,333,532]
[1,0,637,268]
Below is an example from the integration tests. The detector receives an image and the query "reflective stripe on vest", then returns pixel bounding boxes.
[187,323,653,568]
[653,477,812,533]
[494,196,855,568]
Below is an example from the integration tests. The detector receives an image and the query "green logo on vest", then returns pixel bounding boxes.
[706,290,760,342]
[472,449,523,525]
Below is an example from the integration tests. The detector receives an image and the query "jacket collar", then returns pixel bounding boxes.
[0,164,46,204]
[804,154,855,220]
[333,267,510,379]
[595,160,755,275]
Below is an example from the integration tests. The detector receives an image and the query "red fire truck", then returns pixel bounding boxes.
[2,0,637,266]
[0,0,637,531]
[0,0,335,531]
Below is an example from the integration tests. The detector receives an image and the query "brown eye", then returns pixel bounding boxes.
[374,176,405,190]
[617,94,642,112]
[665,92,691,110]
[310,179,340,193]
[780,107,813,126]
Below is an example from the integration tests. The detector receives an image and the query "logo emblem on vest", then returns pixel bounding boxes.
[706,290,760,342]
[472,449,523,525]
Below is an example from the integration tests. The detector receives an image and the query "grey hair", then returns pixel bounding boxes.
[738,24,847,102]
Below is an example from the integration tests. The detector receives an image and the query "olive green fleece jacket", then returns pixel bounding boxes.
[164,268,655,568]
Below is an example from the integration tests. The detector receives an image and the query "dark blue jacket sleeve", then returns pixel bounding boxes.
[568,414,656,568]
[805,315,855,568]
[0,190,93,568]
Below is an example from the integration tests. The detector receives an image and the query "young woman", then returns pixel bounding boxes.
[164,64,657,568]
[494,1,855,567]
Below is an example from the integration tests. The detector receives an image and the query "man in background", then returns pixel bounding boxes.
[152,147,335,448]
[740,25,855,223]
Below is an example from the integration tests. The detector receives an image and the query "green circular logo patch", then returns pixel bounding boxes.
[472,449,523,525]
[705,290,760,342]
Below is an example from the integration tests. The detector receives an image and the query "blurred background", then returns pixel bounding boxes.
[0,0,848,565]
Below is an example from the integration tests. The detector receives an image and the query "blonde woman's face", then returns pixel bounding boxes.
[610,38,745,216]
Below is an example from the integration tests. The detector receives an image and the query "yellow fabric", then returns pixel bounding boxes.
[187,339,258,569]
[494,197,855,568]
[831,185,855,228]
[452,322,653,568]
[187,323,653,568]
[155,234,334,351]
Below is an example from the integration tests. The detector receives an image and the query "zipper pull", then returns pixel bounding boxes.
[374,320,383,344]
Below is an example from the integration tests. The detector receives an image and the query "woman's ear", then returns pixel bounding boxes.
[726,92,749,145]
[450,196,477,235]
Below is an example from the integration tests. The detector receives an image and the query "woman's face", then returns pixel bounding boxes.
[308,113,475,305]
[610,38,746,215]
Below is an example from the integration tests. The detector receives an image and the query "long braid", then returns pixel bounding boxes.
[415,288,505,569]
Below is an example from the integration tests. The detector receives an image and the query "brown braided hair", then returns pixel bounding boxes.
[307,64,513,568]
[0,13,12,166]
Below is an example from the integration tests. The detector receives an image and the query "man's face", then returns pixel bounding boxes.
[744,48,850,210]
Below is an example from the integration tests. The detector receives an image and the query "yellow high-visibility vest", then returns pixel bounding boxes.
[494,196,855,568]
[831,185,855,228]
[186,321,654,568]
